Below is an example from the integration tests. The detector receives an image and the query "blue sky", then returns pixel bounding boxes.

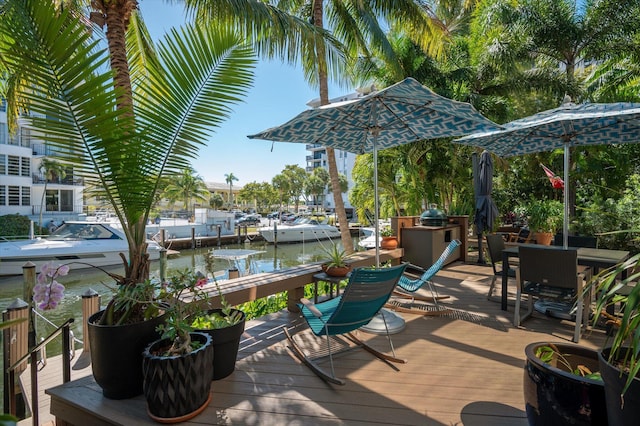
[141,2,345,186]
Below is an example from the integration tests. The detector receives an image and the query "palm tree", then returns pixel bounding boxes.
[471,0,640,216]
[271,0,437,253]
[162,168,210,214]
[37,158,67,229]
[0,0,255,314]
[224,173,239,209]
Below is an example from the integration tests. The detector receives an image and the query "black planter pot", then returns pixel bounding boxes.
[195,308,246,380]
[524,342,607,426]
[598,347,640,426]
[87,310,166,399]
[142,332,214,422]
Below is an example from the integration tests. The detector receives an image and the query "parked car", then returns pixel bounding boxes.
[235,216,260,226]
[266,212,279,219]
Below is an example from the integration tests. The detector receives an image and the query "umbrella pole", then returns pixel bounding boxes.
[563,143,569,249]
[373,140,380,267]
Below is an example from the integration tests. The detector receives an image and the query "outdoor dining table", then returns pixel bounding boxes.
[500,243,630,311]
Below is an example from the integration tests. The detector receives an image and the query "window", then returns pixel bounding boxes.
[0,154,5,175]
[21,187,30,206]
[46,189,59,211]
[8,156,19,175]
[20,127,31,148]
[0,186,5,205]
[60,190,73,212]
[8,186,19,205]
[0,123,6,144]
[21,157,30,177]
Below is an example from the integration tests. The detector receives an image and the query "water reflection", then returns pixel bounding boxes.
[0,238,356,348]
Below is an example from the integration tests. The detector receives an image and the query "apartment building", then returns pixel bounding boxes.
[0,99,84,224]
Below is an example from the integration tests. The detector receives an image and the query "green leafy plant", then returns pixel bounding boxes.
[380,226,395,237]
[535,344,601,380]
[589,253,640,396]
[0,0,255,326]
[155,269,211,356]
[191,252,245,329]
[322,243,351,268]
[526,199,564,233]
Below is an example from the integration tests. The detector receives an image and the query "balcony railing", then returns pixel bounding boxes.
[32,173,83,186]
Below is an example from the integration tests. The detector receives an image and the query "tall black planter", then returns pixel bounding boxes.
[195,308,246,380]
[598,347,640,426]
[87,310,166,399]
[142,332,214,423]
[524,342,607,426]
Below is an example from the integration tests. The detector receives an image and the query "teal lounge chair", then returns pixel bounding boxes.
[386,239,461,316]
[283,264,408,385]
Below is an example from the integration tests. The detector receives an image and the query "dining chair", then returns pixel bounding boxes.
[514,246,590,343]
[486,234,517,300]
[552,234,598,248]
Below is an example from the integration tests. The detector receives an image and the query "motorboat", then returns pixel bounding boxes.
[259,217,340,243]
[358,233,381,249]
[0,221,163,275]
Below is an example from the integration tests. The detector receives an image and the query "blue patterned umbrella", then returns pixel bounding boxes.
[456,101,640,248]
[249,78,500,265]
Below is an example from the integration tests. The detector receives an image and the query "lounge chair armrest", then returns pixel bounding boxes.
[404,262,427,274]
[300,298,323,318]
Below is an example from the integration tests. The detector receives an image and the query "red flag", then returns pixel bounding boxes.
[541,164,564,189]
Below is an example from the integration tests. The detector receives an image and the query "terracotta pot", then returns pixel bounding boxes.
[535,232,554,245]
[381,236,398,250]
[324,265,352,277]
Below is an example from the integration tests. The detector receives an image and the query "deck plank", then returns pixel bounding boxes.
[22,260,608,425]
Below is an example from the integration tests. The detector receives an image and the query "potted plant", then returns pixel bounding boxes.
[142,269,214,422]
[190,252,247,380]
[321,243,353,277]
[589,253,640,426]
[525,199,564,245]
[1,1,255,399]
[380,226,399,250]
[524,342,607,425]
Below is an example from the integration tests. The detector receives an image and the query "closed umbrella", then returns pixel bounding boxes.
[249,77,501,265]
[473,150,499,263]
[456,101,640,248]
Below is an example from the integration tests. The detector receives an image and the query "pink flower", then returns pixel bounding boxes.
[33,262,68,311]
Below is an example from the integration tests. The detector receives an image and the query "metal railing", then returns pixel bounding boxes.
[5,318,74,426]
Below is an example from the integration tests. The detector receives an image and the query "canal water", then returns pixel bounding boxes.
[0,238,358,365]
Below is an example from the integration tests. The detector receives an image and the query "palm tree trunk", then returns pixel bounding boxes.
[313,0,353,254]
[98,0,135,113]
[91,0,144,281]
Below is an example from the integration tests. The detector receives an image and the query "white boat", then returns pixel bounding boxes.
[358,233,381,249]
[0,221,163,276]
[259,217,340,243]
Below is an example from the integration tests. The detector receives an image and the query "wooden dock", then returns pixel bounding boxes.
[24,259,609,425]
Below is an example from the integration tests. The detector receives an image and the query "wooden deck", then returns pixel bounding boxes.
[29,259,609,425]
